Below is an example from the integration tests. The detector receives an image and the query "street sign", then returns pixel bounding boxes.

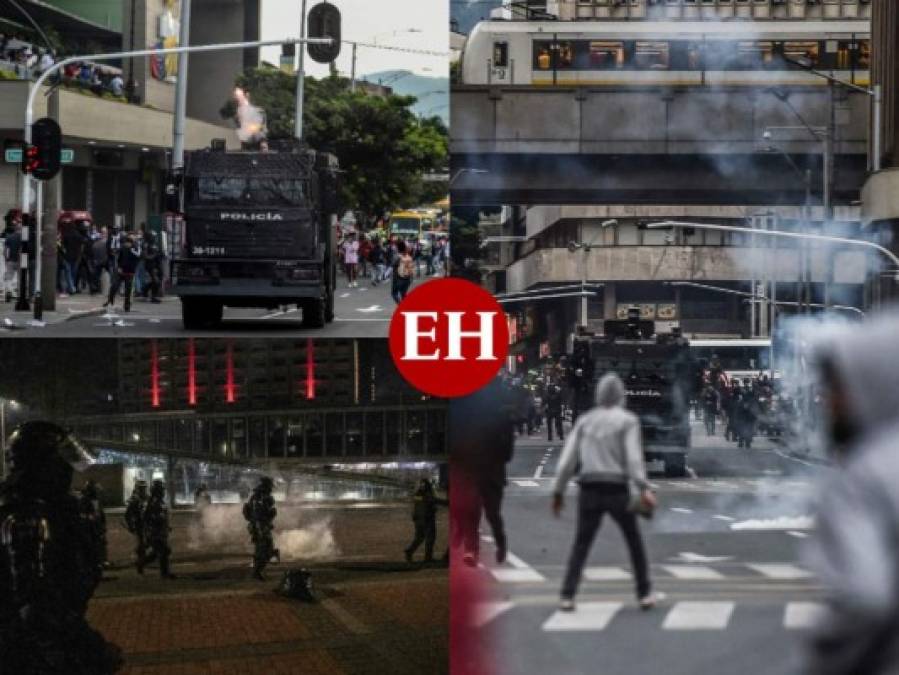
[5,148,73,164]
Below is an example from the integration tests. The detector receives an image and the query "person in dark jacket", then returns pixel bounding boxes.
[0,421,122,674]
[450,376,516,566]
[143,480,175,579]
[61,224,88,294]
[243,476,279,580]
[78,479,107,571]
[104,235,140,311]
[404,479,445,563]
[124,480,149,573]
[545,382,565,442]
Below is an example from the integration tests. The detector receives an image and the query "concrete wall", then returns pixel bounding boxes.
[506,245,870,291]
[452,87,870,156]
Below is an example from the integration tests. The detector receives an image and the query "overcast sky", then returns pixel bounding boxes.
[260,0,448,79]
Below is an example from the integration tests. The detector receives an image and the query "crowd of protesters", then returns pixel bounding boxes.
[1,33,131,100]
[337,230,449,304]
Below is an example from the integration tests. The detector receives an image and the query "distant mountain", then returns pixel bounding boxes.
[359,70,449,126]
[453,0,503,34]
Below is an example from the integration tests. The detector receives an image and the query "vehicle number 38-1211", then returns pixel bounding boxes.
[192,246,226,256]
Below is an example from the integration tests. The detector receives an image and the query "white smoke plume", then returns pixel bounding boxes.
[276,519,339,560]
[234,87,267,144]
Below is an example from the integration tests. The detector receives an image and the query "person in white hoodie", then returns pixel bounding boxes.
[803,311,899,675]
[552,372,657,612]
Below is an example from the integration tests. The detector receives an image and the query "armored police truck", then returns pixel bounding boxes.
[172,142,339,329]
[568,309,697,477]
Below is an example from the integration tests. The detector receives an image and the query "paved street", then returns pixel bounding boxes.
[0,271,440,337]
[466,420,829,675]
[88,502,448,674]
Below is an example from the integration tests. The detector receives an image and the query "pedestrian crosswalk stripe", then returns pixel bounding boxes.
[543,602,623,632]
[661,565,726,580]
[473,601,515,627]
[662,602,735,630]
[506,552,533,570]
[492,568,546,583]
[513,480,540,487]
[784,602,826,630]
[748,563,813,580]
[584,566,632,581]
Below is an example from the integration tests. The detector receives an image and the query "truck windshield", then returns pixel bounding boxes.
[194,177,306,206]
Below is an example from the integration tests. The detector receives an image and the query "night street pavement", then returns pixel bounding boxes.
[0,269,440,337]
[87,502,448,674]
[466,418,829,675]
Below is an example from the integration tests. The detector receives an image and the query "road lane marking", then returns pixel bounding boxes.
[513,480,540,487]
[584,567,631,581]
[784,602,827,630]
[534,463,545,479]
[473,601,515,627]
[787,531,809,539]
[491,568,545,583]
[747,564,813,580]
[671,552,733,564]
[662,602,734,630]
[661,565,726,580]
[670,507,694,514]
[506,552,532,570]
[543,602,623,632]
[713,515,736,522]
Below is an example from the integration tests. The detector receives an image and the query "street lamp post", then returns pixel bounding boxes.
[568,219,617,328]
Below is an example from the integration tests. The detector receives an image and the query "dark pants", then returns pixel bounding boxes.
[406,518,436,560]
[561,483,651,600]
[547,413,564,441]
[704,408,717,435]
[391,276,411,304]
[108,272,134,310]
[455,471,507,558]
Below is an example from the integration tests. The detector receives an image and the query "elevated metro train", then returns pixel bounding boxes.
[459,20,870,87]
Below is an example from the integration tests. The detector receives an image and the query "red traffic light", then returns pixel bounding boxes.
[22,117,62,181]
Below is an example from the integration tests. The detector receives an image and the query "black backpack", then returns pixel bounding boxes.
[276,569,315,602]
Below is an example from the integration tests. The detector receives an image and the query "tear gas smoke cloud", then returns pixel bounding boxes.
[276,519,339,560]
[234,87,267,143]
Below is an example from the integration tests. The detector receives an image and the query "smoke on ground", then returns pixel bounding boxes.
[276,519,339,560]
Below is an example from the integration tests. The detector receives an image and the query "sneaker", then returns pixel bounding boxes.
[639,593,659,611]
[559,598,575,612]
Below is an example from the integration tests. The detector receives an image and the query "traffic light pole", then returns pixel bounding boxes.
[18,35,333,320]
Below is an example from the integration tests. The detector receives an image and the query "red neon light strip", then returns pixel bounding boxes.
[225,340,236,403]
[150,340,161,408]
[188,338,197,406]
[306,338,316,400]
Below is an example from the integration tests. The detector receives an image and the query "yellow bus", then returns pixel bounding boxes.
[388,210,436,240]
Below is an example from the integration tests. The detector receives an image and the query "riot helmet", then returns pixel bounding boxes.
[150,479,165,498]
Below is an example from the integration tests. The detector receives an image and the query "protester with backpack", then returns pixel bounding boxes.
[391,240,415,304]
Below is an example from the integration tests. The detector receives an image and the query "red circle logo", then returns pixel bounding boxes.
[389,278,510,398]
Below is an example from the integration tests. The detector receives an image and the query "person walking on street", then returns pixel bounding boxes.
[79,479,108,572]
[545,382,565,442]
[342,232,359,288]
[3,217,21,303]
[552,373,657,612]
[405,478,443,563]
[369,239,386,285]
[702,383,720,436]
[391,240,414,304]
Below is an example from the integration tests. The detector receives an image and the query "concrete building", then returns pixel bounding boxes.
[453,2,879,358]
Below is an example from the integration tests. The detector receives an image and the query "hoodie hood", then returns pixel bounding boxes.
[595,373,626,408]
[815,310,899,438]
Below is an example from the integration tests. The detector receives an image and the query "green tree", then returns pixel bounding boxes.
[220,67,448,220]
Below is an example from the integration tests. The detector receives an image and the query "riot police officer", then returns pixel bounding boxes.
[142,229,163,304]
[243,476,279,580]
[405,478,439,563]
[545,382,565,442]
[79,479,108,571]
[124,479,149,573]
[144,479,175,579]
[0,421,122,674]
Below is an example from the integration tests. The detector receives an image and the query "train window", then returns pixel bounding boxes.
[783,41,820,68]
[493,42,509,68]
[736,41,775,69]
[857,40,871,70]
[534,42,552,70]
[634,41,670,70]
[589,41,625,69]
[557,41,575,68]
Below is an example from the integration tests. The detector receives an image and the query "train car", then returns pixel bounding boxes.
[460,20,869,87]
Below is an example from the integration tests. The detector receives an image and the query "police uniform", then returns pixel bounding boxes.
[0,421,122,674]
[78,479,108,570]
[405,479,440,563]
[143,480,175,579]
[124,480,149,573]
[243,477,279,579]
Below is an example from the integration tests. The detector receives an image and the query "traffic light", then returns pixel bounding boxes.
[307,2,341,64]
[22,117,62,181]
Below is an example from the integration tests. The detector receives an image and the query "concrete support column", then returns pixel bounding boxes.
[603,282,616,320]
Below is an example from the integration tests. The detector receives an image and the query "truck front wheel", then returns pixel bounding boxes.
[303,298,326,328]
